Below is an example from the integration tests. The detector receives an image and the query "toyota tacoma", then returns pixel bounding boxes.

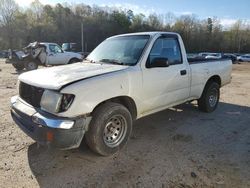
[11,32,232,156]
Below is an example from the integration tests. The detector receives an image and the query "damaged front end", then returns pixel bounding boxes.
[10,92,91,150]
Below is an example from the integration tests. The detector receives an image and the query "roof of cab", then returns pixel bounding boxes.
[40,42,58,46]
[108,31,179,39]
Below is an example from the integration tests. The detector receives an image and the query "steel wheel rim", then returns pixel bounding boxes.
[208,88,218,107]
[28,62,36,70]
[103,115,127,148]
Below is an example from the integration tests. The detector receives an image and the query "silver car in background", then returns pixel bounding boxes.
[237,54,250,62]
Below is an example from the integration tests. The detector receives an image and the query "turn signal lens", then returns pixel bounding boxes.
[46,131,54,142]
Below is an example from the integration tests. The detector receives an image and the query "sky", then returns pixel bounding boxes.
[15,0,250,27]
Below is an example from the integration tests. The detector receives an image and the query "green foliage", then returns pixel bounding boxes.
[0,0,250,53]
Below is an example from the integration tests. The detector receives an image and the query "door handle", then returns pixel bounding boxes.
[180,70,187,76]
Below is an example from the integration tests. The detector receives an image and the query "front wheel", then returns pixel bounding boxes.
[198,82,220,112]
[85,102,132,156]
[25,61,38,71]
[12,63,24,71]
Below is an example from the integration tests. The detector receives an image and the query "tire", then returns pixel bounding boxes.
[85,102,132,156]
[25,61,38,71]
[68,58,79,64]
[198,82,220,113]
[12,63,24,71]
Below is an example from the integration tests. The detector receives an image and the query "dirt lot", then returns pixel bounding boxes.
[0,59,249,188]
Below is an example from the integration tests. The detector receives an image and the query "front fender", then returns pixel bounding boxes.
[58,70,130,118]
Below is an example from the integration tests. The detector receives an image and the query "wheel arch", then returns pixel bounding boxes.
[198,75,221,112]
[91,96,138,120]
[68,57,81,64]
[200,75,221,98]
[206,75,221,87]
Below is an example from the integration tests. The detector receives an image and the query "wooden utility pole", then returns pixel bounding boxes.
[81,22,84,52]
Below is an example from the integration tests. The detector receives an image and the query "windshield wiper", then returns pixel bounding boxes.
[99,59,126,65]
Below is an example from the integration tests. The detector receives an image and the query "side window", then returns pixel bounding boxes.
[148,37,182,67]
[49,44,63,53]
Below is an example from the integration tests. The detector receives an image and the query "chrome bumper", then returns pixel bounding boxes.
[10,96,91,149]
[11,96,75,129]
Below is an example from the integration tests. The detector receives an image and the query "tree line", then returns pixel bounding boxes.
[0,0,250,53]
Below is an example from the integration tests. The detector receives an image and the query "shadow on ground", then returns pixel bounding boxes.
[27,102,250,187]
[11,70,26,75]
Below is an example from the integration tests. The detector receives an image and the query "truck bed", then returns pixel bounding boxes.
[188,58,232,100]
[188,57,231,64]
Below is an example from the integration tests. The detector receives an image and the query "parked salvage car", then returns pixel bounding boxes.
[0,50,9,58]
[198,52,223,60]
[10,32,232,156]
[237,54,250,62]
[207,53,222,59]
[6,42,83,71]
[222,53,237,63]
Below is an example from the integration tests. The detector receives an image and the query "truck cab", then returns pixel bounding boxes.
[41,43,83,65]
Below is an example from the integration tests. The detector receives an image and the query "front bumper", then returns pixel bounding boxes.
[5,58,19,64]
[11,96,91,149]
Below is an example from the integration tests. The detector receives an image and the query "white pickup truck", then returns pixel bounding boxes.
[6,42,83,71]
[11,32,232,156]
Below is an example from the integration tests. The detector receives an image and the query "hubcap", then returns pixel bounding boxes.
[208,88,218,107]
[103,115,127,148]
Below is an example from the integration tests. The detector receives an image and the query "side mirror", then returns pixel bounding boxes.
[148,57,169,68]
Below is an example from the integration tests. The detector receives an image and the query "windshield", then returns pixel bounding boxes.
[87,35,150,65]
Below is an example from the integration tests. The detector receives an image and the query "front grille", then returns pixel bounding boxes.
[19,82,44,107]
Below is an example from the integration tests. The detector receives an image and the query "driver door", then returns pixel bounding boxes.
[141,35,190,114]
[47,44,65,65]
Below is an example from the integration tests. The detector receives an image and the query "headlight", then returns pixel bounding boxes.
[40,90,74,113]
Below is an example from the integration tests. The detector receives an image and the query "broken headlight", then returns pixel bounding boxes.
[40,90,74,113]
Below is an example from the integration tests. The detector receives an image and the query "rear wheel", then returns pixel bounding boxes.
[25,61,38,71]
[85,102,132,156]
[198,82,220,112]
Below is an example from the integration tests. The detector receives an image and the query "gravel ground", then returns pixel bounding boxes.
[0,60,249,188]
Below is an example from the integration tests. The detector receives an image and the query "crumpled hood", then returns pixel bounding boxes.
[18,62,129,90]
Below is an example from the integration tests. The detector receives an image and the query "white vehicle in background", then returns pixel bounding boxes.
[205,53,222,59]
[6,42,83,71]
[11,32,232,156]
[237,54,250,62]
[41,42,83,65]
[199,52,222,59]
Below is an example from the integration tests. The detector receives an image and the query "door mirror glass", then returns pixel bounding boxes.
[148,57,169,68]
